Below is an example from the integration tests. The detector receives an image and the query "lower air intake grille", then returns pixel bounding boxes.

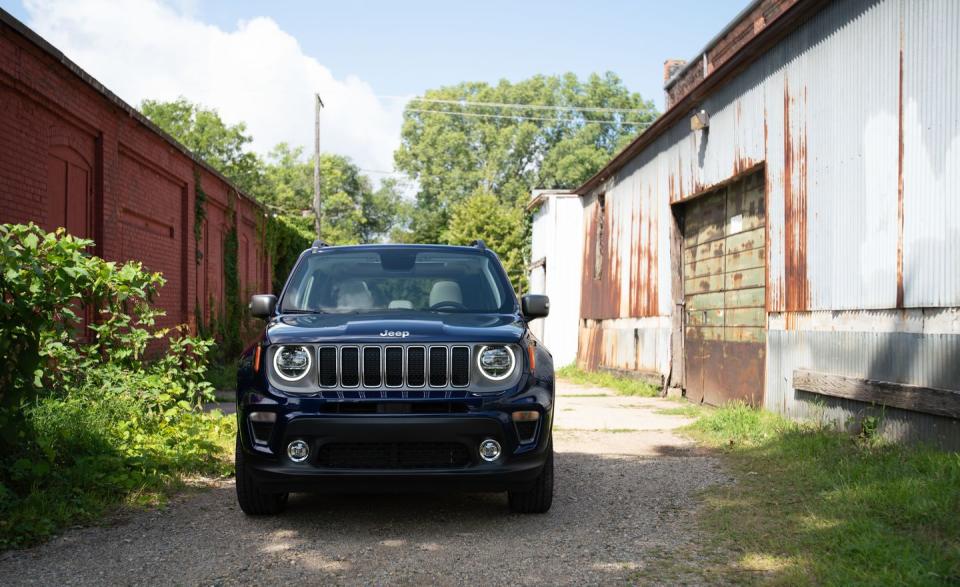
[316,442,470,469]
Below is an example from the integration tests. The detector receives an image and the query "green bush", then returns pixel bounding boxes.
[0,223,234,549]
[263,213,313,294]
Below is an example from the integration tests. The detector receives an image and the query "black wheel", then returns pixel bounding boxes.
[235,436,288,515]
[508,440,554,514]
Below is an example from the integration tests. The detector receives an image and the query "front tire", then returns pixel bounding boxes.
[235,436,288,515]
[508,440,554,513]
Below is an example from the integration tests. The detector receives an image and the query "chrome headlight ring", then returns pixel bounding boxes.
[476,345,516,381]
[272,345,312,382]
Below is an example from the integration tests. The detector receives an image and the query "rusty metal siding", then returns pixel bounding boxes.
[577,0,960,447]
[767,326,960,450]
[583,0,929,318]
[902,0,960,308]
[577,318,671,376]
[579,157,663,321]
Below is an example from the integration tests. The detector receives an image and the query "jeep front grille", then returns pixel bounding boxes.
[317,345,471,390]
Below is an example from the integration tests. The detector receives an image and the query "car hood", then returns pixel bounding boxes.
[264,312,526,345]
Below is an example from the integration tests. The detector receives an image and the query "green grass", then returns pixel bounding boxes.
[654,403,705,417]
[0,388,235,550]
[682,403,960,585]
[556,365,660,397]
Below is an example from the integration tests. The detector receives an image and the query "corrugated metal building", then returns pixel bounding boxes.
[527,189,584,367]
[571,0,960,447]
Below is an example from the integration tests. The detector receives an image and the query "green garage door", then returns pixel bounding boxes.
[682,170,766,405]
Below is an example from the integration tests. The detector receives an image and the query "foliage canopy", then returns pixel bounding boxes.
[394,72,657,244]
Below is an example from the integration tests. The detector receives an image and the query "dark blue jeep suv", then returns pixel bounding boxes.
[235,241,554,515]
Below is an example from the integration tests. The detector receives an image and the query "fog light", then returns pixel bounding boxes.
[479,438,501,462]
[249,411,276,423]
[287,440,310,462]
[512,410,540,422]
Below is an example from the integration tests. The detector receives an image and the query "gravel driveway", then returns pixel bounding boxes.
[0,381,728,586]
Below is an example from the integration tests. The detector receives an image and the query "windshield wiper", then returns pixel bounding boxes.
[281,309,324,315]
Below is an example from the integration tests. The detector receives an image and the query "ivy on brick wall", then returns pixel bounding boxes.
[220,190,242,358]
[262,214,313,294]
[192,165,312,360]
[192,167,206,265]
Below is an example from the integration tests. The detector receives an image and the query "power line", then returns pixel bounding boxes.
[381,95,653,115]
[405,108,652,126]
[359,168,406,175]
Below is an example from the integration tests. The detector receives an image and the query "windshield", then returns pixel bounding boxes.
[279,249,516,314]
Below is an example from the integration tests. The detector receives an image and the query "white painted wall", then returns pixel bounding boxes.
[528,191,584,367]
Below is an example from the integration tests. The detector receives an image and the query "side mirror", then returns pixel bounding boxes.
[249,294,277,320]
[521,294,550,320]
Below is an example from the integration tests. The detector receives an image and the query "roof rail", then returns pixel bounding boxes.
[470,239,487,250]
[312,239,330,249]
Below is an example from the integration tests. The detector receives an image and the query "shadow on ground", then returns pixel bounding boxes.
[0,449,727,586]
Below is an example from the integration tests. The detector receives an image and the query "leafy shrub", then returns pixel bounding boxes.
[263,213,313,294]
[0,223,234,549]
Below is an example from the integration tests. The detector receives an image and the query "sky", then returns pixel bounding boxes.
[2,0,748,176]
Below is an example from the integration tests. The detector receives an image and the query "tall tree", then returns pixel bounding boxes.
[260,146,405,245]
[141,100,405,245]
[140,97,265,196]
[394,72,657,244]
[443,192,528,291]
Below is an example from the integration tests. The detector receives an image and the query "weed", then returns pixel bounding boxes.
[655,404,705,417]
[684,402,960,584]
[556,364,660,397]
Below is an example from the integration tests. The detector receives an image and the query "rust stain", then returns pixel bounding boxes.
[580,194,621,320]
[686,338,765,407]
[577,321,604,370]
[784,311,798,331]
[677,158,685,200]
[628,185,659,317]
[782,78,809,312]
[896,17,905,309]
[763,106,778,312]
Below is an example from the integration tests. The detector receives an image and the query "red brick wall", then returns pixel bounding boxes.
[0,17,271,332]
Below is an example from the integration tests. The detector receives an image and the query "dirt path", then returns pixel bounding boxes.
[0,381,728,586]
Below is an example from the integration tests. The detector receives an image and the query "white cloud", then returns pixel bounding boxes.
[23,0,405,174]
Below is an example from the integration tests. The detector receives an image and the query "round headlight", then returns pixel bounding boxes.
[273,345,311,381]
[477,345,516,381]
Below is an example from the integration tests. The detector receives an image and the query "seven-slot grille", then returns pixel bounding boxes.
[317,345,471,389]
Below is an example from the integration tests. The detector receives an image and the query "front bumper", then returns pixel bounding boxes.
[238,382,554,493]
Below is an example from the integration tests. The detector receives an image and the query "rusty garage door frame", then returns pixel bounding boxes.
[670,162,767,404]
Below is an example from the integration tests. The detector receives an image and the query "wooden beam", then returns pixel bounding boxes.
[793,369,960,419]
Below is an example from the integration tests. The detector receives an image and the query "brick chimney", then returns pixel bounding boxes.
[663,59,686,85]
[663,59,687,109]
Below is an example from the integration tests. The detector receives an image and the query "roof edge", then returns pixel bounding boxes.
[575,0,829,197]
[0,7,264,211]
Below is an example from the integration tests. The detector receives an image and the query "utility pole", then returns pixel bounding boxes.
[313,93,325,239]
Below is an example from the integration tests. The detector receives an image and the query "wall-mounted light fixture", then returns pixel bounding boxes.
[690,109,710,131]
